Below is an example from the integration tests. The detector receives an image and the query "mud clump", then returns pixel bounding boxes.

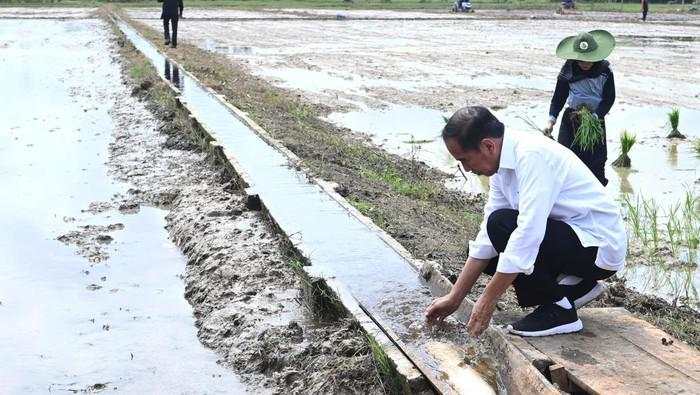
[56,224,124,263]
[118,202,140,214]
[130,79,153,96]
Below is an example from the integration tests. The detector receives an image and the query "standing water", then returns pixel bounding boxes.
[0,19,247,392]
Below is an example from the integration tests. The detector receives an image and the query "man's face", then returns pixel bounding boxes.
[444,137,500,177]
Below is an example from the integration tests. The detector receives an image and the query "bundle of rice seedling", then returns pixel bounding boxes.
[571,107,604,152]
[666,108,686,139]
[612,130,636,167]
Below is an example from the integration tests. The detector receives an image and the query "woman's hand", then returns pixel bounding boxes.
[425,293,461,324]
[543,119,555,138]
[467,294,497,337]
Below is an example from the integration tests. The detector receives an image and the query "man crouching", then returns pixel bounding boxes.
[425,106,626,337]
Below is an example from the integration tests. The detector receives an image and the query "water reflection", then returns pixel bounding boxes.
[620,263,700,310]
[613,167,634,194]
[164,59,183,90]
[667,142,678,168]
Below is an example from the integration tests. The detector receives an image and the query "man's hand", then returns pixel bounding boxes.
[467,294,497,337]
[425,293,461,323]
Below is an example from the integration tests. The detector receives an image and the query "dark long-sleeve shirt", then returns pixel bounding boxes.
[549,60,616,121]
[160,0,183,19]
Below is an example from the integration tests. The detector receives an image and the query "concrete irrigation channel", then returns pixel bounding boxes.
[112,14,560,394]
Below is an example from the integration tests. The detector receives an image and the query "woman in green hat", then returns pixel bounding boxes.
[543,30,616,186]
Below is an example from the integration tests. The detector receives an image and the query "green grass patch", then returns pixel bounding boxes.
[348,197,389,228]
[288,259,305,271]
[360,167,435,200]
[366,334,403,393]
[5,0,696,13]
[129,60,150,80]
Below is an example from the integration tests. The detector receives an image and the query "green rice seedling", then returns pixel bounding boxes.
[572,107,604,152]
[692,139,700,154]
[612,130,636,168]
[622,193,642,239]
[666,203,682,256]
[666,108,686,139]
[681,191,700,251]
[642,196,660,253]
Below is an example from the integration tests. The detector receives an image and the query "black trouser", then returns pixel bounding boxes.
[558,107,608,186]
[482,209,616,307]
[642,2,648,20]
[163,16,179,46]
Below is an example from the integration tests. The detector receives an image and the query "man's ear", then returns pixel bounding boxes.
[480,138,497,154]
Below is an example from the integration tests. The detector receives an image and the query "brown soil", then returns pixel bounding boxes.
[113,7,699,348]
[104,14,388,393]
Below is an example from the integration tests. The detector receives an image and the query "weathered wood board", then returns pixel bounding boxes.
[506,307,700,394]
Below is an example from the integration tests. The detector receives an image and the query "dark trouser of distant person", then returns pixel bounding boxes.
[642,1,649,21]
[558,108,608,186]
[482,209,616,307]
[163,16,179,47]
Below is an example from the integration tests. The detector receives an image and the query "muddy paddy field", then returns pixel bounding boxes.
[129,9,700,314]
[2,4,699,394]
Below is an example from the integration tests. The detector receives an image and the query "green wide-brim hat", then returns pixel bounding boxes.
[555,30,615,62]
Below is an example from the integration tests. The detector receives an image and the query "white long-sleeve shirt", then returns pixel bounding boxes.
[468,130,627,275]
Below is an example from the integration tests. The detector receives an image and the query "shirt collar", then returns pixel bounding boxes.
[498,130,516,170]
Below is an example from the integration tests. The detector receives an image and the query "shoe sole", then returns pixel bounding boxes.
[574,282,607,309]
[507,319,583,337]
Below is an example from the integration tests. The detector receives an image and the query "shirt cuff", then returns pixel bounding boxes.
[468,240,497,260]
[495,252,535,275]
[548,115,557,123]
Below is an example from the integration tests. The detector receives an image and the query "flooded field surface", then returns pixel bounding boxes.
[131,9,700,112]
[0,7,95,18]
[131,9,699,308]
[0,18,247,392]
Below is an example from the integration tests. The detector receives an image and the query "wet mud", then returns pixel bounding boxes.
[110,18,385,393]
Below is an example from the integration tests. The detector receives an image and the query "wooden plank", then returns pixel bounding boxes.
[584,308,700,381]
[548,364,570,392]
[516,307,700,395]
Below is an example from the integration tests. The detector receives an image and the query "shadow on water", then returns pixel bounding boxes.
[117,19,501,393]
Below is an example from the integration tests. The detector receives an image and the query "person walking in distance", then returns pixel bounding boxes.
[641,0,649,21]
[159,0,183,48]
